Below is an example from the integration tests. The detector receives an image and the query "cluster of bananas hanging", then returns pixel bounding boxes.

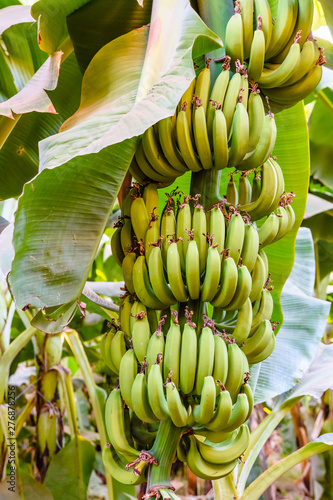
[225,0,325,110]
[102,0,322,494]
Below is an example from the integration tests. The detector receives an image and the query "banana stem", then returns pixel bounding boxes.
[190,169,222,210]
[146,419,183,494]
[214,473,239,500]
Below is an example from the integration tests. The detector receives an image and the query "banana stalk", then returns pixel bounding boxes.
[190,168,222,211]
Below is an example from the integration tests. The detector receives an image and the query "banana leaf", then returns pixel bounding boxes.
[9,0,222,312]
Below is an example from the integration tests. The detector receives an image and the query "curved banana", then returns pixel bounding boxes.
[265,0,298,61]
[248,329,276,364]
[204,386,232,431]
[258,213,280,247]
[211,257,238,308]
[194,327,215,395]
[249,253,267,303]
[194,64,211,115]
[263,64,323,104]
[193,101,213,169]
[224,264,252,311]
[259,39,301,89]
[119,349,138,409]
[167,241,189,302]
[212,334,229,387]
[135,140,173,183]
[207,68,230,142]
[193,204,208,273]
[157,117,188,173]
[148,246,177,306]
[180,318,198,394]
[236,112,276,172]
[176,104,202,172]
[228,101,250,168]
[231,297,253,344]
[132,307,150,363]
[198,423,250,463]
[243,319,274,361]
[146,330,165,372]
[186,238,201,300]
[143,183,159,217]
[251,171,262,202]
[251,287,274,333]
[102,445,146,485]
[142,126,181,180]
[120,217,133,255]
[226,174,238,205]
[248,90,265,152]
[240,0,254,59]
[225,213,245,265]
[241,382,254,420]
[281,39,319,87]
[132,255,165,310]
[193,376,217,425]
[147,359,170,421]
[225,10,244,66]
[165,380,188,427]
[105,389,139,460]
[212,107,229,170]
[223,392,250,432]
[101,331,118,374]
[122,252,136,294]
[131,370,159,424]
[186,435,238,480]
[111,227,124,267]
[160,205,176,262]
[241,223,259,273]
[238,175,252,205]
[201,245,221,302]
[223,72,242,136]
[247,23,266,82]
[163,316,182,387]
[145,214,161,262]
[130,196,150,242]
[209,205,226,255]
[254,0,273,50]
[176,200,192,268]
[119,295,132,337]
[225,343,246,403]
[110,330,127,373]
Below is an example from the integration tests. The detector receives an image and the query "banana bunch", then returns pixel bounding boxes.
[130,58,279,181]
[178,423,250,480]
[224,0,325,111]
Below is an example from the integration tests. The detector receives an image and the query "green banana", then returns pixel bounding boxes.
[147,357,170,421]
[241,223,260,273]
[192,201,208,274]
[176,104,202,172]
[251,287,274,333]
[193,63,211,115]
[198,423,250,463]
[142,126,181,180]
[163,312,182,387]
[119,295,132,338]
[179,312,198,394]
[259,38,301,88]
[223,392,250,432]
[212,106,229,170]
[120,217,133,255]
[158,117,188,173]
[242,319,274,360]
[167,241,189,303]
[207,68,230,142]
[251,171,262,202]
[146,328,165,372]
[258,213,280,247]
[212,334,229,387]
[223,72,242,136]
[228,100,250,168]
[165,379,188,427]
[248,89,265,152]
[186,237,201,300]
[204,385,232,431]
[224,264,252,311]
[131,368,159,424]
[186,435,238,480]
[201,244,221,302]
[248,329,276,364]
[135,140,173,183]
[225,9,244,67]
[111,226,124,267]
[143,183,159,217]
[132,255,165,310]
[249,253,267,302]
[122,252,136,294]
[226,174,238,205]
[211,256,238,308]
[160,202,176,262]
[130,196,150,242]
[119,348,138,409]
[232,297,253,344]
[247,22,266,82]
[193,100,214,170]
[240,0,254,59]
[148,246,177,306]
[193,376,216,425]
[176,198,192,269]
[265,0,298,60]
[238,174,252,206]
[110,329,127,373]
[209,204,226,255]
[102,445,146,485]
[194,327,215,395]
[225,213,245,265]
[105,389,139,461]
[254,0,273,50]
[225,342,246,403]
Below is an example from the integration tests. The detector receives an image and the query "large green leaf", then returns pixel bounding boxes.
[0,52,82,199]
[10,1,222,309]
[264,103,310,333]
[67,0,153,73]
[319,0,333,38]
[44,436,95,500]
[250,228,331,405]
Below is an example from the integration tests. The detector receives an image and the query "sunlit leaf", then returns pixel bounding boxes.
[0,5,34,34]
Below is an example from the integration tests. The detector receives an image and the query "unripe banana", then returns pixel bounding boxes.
[143,183,159,217]
[223,392,250,432]
[130,196,150,242]
[211,256,238,309]
[186,237,201,300]
[102,444,146,486]
[207,67,230,142]
[204,385,232,431]
[241,223,259,273]
[251,287,274,333]
[225,213,245,265]
[225,342,246,403]
[201,244,221,302]
[176,198,192,268]
[193,100,213,170]
[248,329,275,363]
[212,106,229,170]
[167,241,189,303]
[224,264,252,311]
[176,104,202,172]
[225,9,244,67]
[131,368,159,424]
[232,297,252,344]
[163,313,182,387]
[193,63,211,115]
[226,174,238,205]
[119,349,138,409]
[228,100,250,168]
[249,253,267,303]
[265,0,298,61]
[147,357,170,421]
[258,213,280,247]
[110,330,127,373]
[148,245,177,306]
[209,204,226,256]
[193,376,216,425]
[157,117,188,173]
[223,72,242,136]
[111,226,125,267]
[165,379,189,427]
[240,0,254,59]
[146,328,165,372]
[247,22,266,82]
[254,0,273,50]
[131,305,150,363]
[212,334,229,387]
[122,252,136,294]
[198,423,250,464]
[192,202,208,274]
[160,204,176,262]
[119,295,132,337]
[194,327,215,395]
[242,319,273,360]
[132,255,165,310]
[179,313,198,395]
[248,90,265,152]
[238,174,252,206]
